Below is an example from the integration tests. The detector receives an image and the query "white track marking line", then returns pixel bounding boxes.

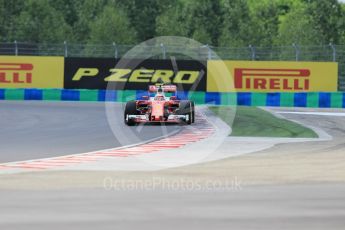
[277,111,345,117]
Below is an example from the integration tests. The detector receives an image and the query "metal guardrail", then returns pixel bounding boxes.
[1,41,344,90]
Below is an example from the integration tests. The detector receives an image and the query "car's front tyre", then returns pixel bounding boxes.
[178,101,193,125]
[124,101,137,126]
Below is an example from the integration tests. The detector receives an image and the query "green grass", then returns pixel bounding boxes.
[209,106,318,138]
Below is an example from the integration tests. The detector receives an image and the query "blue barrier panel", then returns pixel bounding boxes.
[103,90,117,101]
[205,92,221,105]
[61,89,80,101]
[136,90,148,100]
[97,90,106,101]
[237,93,252,106]
[176,91,189,100]
[24,89,43,100]
[0,89,5,100]
[294,93,307,107]
[266,93,280,107]
[342,93,345,108]
[318,93,331,108]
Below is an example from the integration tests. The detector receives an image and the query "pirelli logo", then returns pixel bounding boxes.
[0,56,63,88]
[234,68,310,91]
[207,60,337,92]
[0,63,33,84]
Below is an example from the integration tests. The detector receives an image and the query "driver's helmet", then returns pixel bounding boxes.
[154,95,165,101]
[156,86,164,96]
[157,86,163,93]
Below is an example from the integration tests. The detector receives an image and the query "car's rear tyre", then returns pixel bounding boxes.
[191,101,195,123]
[124,101,137,126]
[178,101,192,125]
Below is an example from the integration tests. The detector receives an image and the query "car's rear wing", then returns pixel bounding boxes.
[148,85,177,93]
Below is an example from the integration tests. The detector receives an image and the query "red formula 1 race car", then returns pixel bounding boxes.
[124,84,195,126]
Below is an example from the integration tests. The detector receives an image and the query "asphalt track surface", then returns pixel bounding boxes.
[0,105,345,230]
[0,101,181,163]
[0,184,344,230]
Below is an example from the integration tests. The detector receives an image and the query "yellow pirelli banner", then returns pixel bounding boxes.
[207,60,338,92]
[0,56,64,88]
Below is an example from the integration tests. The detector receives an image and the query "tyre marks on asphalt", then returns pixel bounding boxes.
[0,113,215,173]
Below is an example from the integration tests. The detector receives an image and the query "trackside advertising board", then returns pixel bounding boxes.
[207,61,338,92]
[0,56,64,88]
[0,56,338,93]
[64,58,207,91]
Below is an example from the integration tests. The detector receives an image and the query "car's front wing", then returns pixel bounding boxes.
[127,114,189,123]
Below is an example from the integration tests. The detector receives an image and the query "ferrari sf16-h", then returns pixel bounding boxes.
[124,84,195,126]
